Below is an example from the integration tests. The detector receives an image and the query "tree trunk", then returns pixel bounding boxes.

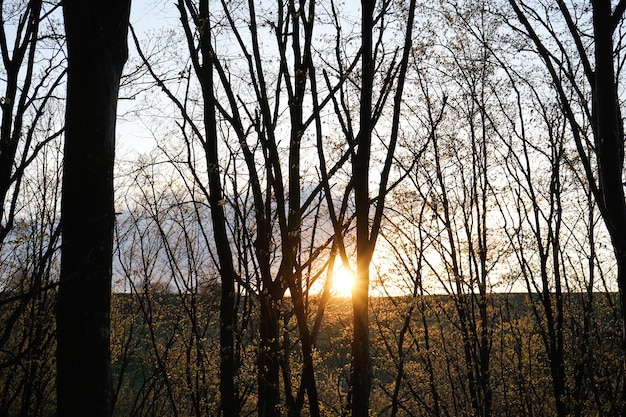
[57,2,130,416]
[289,281,321,417]
[188,0,240,414]
[258,295,281,417]
[592,0,626,411]
[350,0,374,415]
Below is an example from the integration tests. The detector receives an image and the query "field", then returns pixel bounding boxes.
[1,288,622,416]
[105,291,623,416]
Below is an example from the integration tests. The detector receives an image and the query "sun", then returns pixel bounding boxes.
[331,266,355,298]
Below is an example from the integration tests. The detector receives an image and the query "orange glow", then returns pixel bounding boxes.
[331,266,355,298]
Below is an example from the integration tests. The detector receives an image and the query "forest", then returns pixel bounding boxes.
[2,0,626,416]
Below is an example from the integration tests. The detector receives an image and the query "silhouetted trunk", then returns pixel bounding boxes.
[258,295,281,417]
[350,0,374,415]
[389,305,414,417]
[284,2,321,414]
[592,0,626,410]
[289,280,321,417]
[57,2,130,416]
[179,0,240,414]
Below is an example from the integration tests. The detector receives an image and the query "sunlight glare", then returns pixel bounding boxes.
[332,266,355,298]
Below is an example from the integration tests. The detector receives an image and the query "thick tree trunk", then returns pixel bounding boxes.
[57,3,130,417]
[592,0,626,411]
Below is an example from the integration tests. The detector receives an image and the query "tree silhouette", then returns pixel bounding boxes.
[57,2,130,416]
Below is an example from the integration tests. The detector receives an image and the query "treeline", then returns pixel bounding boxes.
[2,0,626,416]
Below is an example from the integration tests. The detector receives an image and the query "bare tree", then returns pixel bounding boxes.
[0,2,64,415]
[331,1,417,414]
[507,0,626,410]
[0,0,64,244]
[128,0,367,414]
